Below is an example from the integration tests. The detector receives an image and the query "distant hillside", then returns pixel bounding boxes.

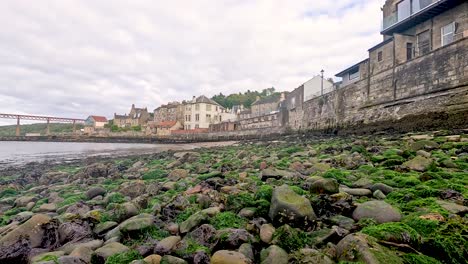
[211,87,281,109]
[0,123,84,136]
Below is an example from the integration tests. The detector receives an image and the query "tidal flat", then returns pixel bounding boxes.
[0,132,467,264]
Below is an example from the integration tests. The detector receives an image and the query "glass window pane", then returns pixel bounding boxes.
[398,0,411,21]
[420,0,433,9]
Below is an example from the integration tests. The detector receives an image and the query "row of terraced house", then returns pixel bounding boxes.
[87,1,467,137]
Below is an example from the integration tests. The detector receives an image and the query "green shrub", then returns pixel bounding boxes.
[271,224,313,252]
[58,194,86,207]
[225,192,255,212]
[107,192,126,204]
[142,169,167,181]
[255,185,273,201]
[174,238,210,257]
[210,212,247,230]
[401,253,441,264]
[0,188,18,198]
[361,223,421,246]
[105,250,142,264]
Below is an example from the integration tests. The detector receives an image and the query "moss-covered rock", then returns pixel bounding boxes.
[269,185,316,226]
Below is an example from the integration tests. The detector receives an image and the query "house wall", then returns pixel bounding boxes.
[184,102,223,129]
[303,76,334,102]
[95,121,107,128]
[302,37,468,133]
[286,86,304,130]
[369,41,394,74]
[341,60,369,87]
[154,104,180,123]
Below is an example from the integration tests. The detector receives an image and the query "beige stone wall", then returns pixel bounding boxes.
[302,37,468,132]
[369,41,394,74]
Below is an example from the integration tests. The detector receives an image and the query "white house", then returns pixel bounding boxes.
[303,75,334,102]
[85,115,108,128]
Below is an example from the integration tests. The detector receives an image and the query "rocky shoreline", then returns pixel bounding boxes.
[0,131,467,264]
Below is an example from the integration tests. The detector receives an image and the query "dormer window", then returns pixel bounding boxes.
[349,67,359,80]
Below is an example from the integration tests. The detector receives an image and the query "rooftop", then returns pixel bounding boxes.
[157,120,178,128]
[90,116,108,122]
[335,59,369,77]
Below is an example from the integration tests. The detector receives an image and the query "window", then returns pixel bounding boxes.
[349,67,359,80]
[195,125,199,129]
[406,43,413,60]
[219,116,222,121]
[206,104,212,111]
[397,0,411,21]
[195,114,200,121]
[441,22,455,46]
[377,51,383,62]
[206,114,211,121]
[195,104,200,111]
[417,30,431,55]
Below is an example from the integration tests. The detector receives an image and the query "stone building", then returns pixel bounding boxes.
[153,102,184,125]
[85,115,108,129]
[296,0,468,133]
[114,104,150,128]
[155,120,183,136]
[210,120,239,132]
[183,95,225,130]
[335,0,467,102]
[251,92,287,117]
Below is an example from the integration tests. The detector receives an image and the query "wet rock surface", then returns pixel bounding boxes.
[0,132,467,263]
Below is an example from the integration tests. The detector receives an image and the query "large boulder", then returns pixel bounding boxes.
[174,151,201,163]
[260,245,288,264]
[310,178,339,194]
[289,248,334,264]
[38,203,57,212]
[403,156,433,172]
[154,236,181,255]
[58,221,92,244]
[269,185,316,225]
[340,187,372,196]
[260,169,292,181]
[0,214,51,248]
[168,169,189,181]
[94,242,129,262]
[119,214,154,233]
[352,201,401,223]
[187,224,217,249]
[211,250,251,264]
[216,229,255,249]
[86,187,106,199]
[14,196,37,207]
[0,214,52,263]
[119,181,146,199]
[336,233,403,264]
[179,212,207,233]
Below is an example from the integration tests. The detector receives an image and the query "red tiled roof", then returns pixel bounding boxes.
[91,116,108,122]
[157,121,178,128]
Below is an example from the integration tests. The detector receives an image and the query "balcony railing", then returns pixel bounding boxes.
[382,0,439,31]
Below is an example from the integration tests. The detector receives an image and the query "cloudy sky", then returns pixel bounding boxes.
[0,0,385,124]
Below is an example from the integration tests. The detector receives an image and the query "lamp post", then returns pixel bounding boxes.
[320,69,324,96]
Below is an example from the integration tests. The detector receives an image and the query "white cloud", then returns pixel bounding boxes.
[0,0,386,124]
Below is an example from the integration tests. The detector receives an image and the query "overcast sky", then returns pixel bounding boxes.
[0,0,385,125]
